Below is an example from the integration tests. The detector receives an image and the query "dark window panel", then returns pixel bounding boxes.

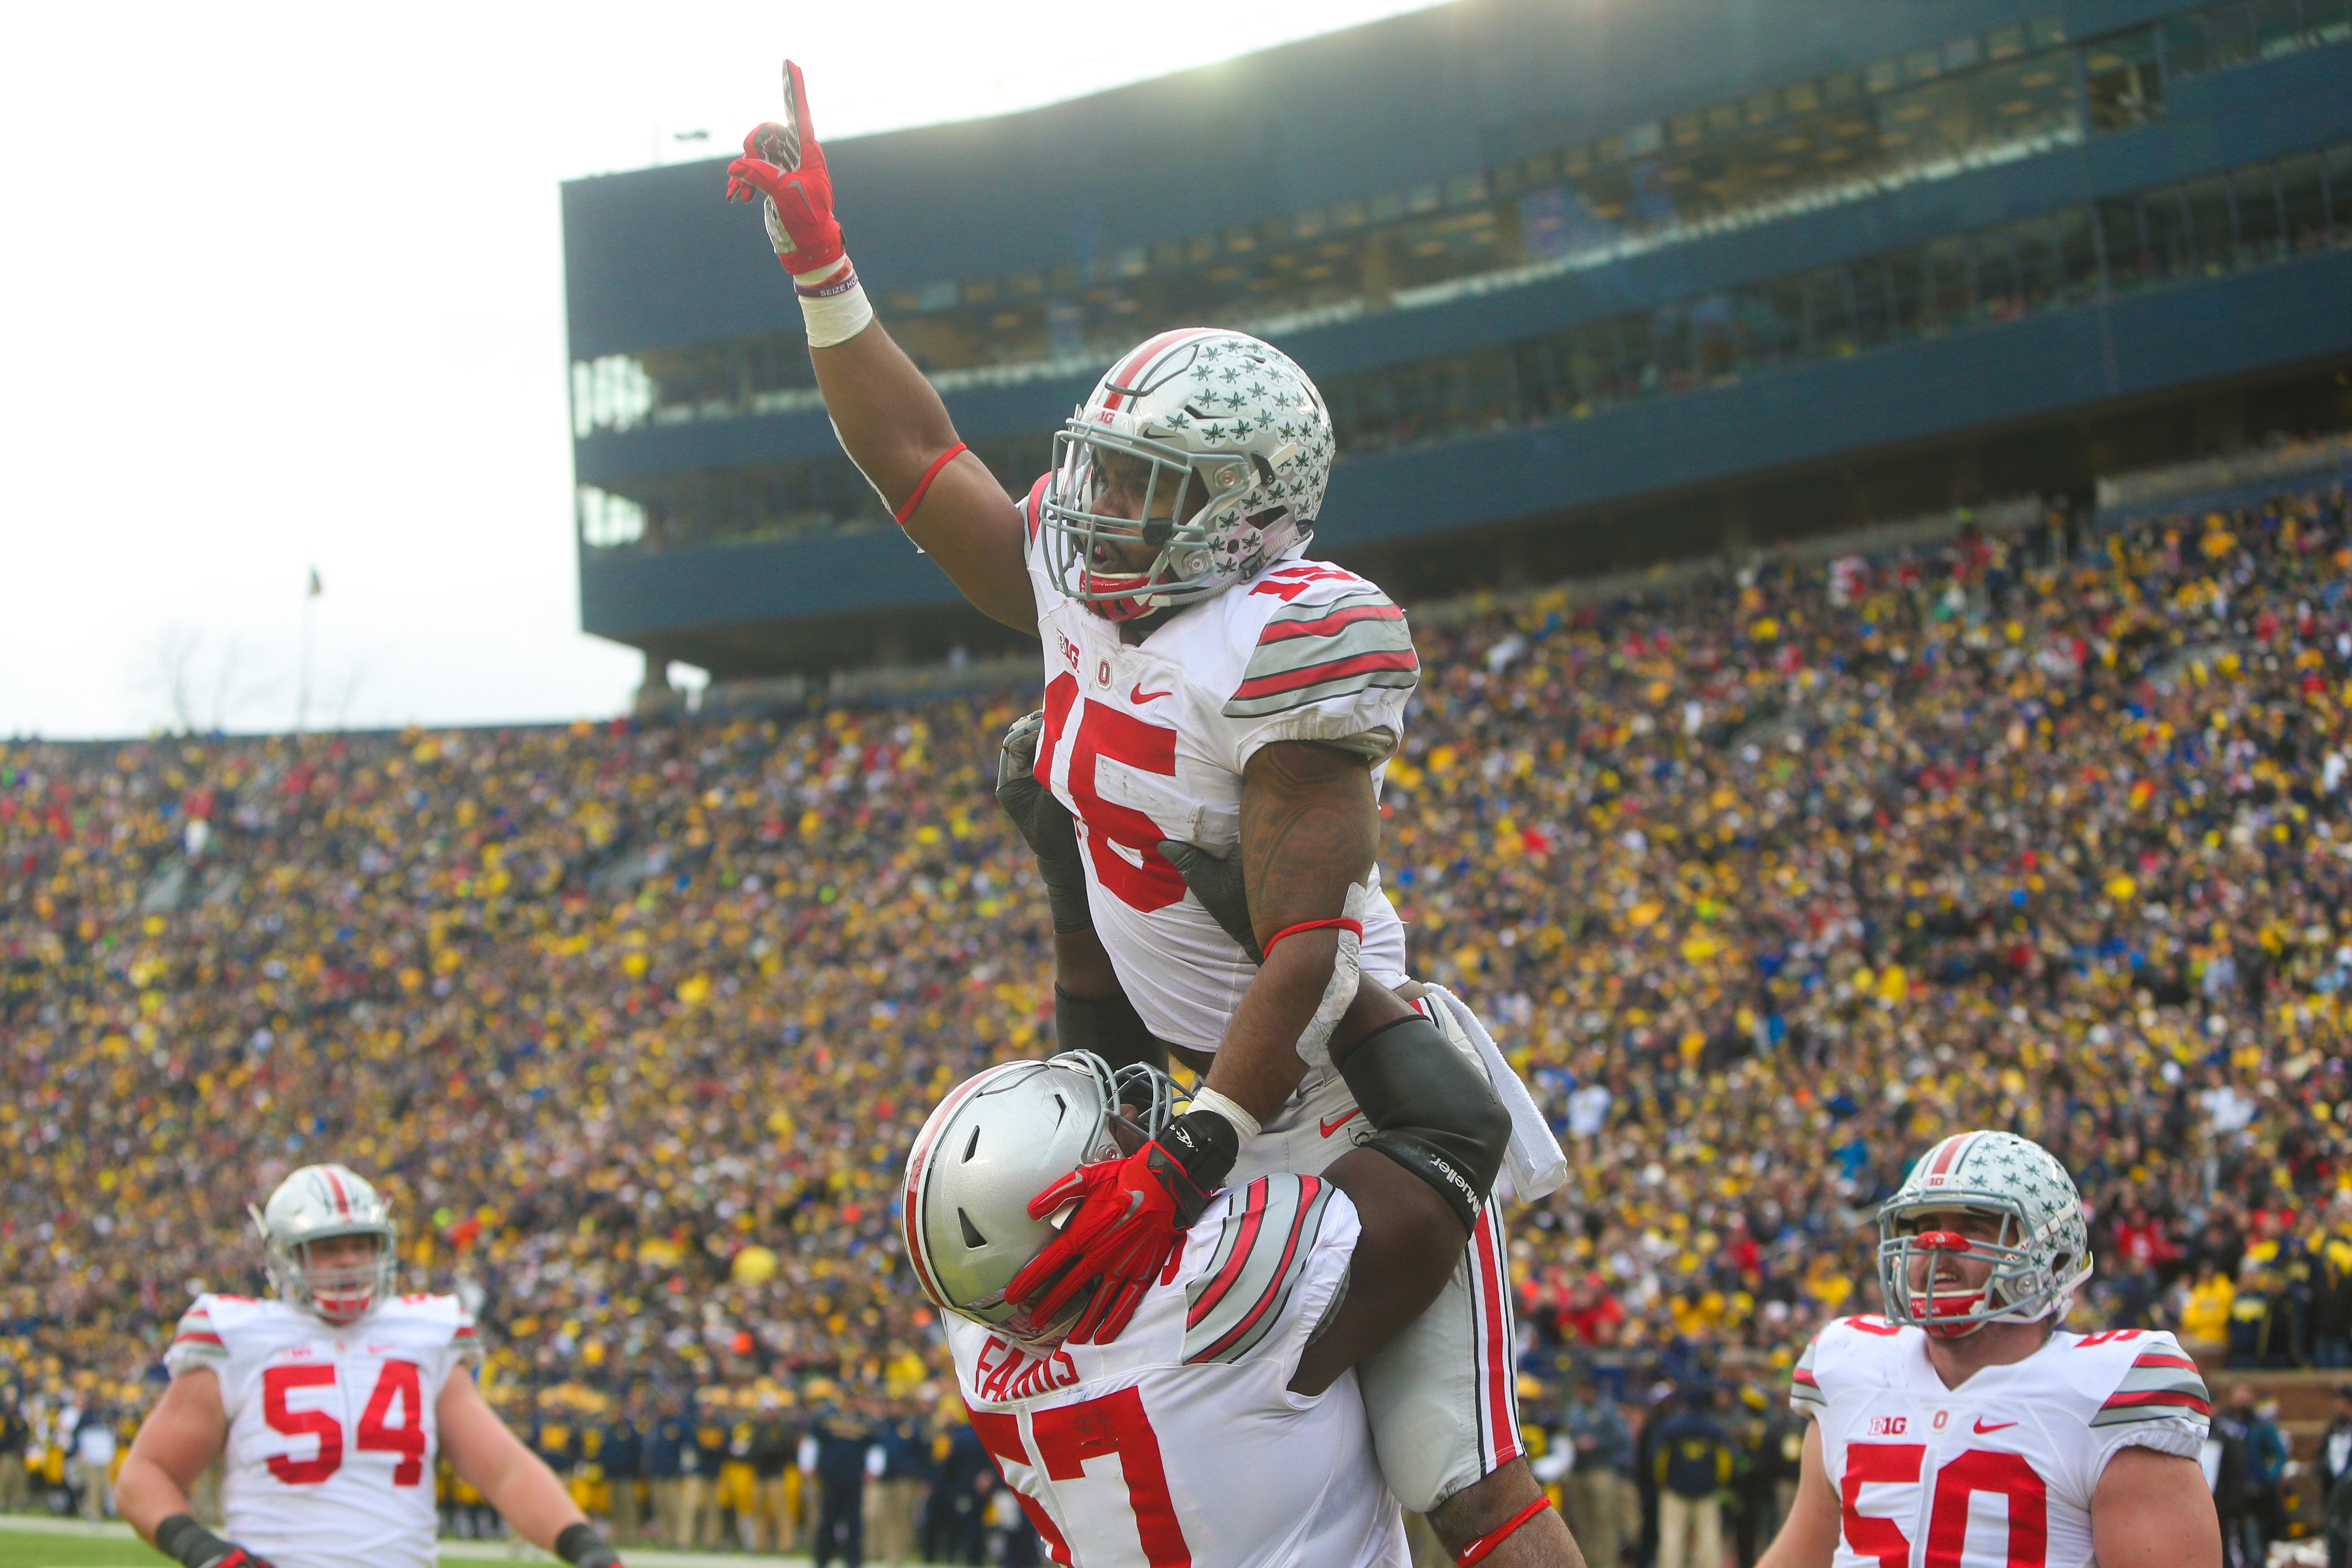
[2181,174,2234,272]
[2054,206,2102,301]
[2232,164,2286,263]
[2277,152,2329,250]
[2208,4,2259,69]
[1926,237,1975,327]
[2160,13,2212,77]
[2327,146,2352,239]
[2252,0,2306,56]
[2139,186,2192,279]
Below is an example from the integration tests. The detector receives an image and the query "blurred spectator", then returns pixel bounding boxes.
[807,1394,872,1568]
[1561,1377,1637,1568]
[2322,1385,2352,1568]
[0,1387,26,1515]
[73,1403,115,1520]
[1652,1389,1734,1568]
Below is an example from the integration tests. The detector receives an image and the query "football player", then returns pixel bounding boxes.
[1756,1131,2220,1568]
[724,64,1572,1568]
[903,1028,1519,1568]
[114,1163,625,1568]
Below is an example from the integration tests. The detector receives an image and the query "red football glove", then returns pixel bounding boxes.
[1005,1110,1236,1344]
[723,59,846,276]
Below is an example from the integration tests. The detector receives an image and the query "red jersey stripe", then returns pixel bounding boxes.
[1191,1177,1321,1362]
[1256,602,1406,644]
[1230,649,1419,701]
[1186,1178,1270,1329]
[2100,1388,2213,1415]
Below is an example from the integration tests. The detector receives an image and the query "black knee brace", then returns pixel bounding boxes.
[1337,1012,1509,1232]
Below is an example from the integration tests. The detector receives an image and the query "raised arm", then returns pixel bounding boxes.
[724,61,1030,628]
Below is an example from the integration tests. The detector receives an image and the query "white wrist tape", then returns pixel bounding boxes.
[1189,1086,1262,1148]
[1293,882,1369,1069]
[791,256,872,349]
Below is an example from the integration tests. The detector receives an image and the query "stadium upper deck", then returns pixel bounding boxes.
[563,0,2352,682]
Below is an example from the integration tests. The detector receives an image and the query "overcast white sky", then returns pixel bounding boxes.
[3,0,1442,741]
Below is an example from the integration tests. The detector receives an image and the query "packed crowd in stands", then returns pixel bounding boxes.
[7,484,2352,1552]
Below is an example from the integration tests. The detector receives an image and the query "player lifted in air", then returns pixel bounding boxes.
[114,1164,625,1568]
[902,1031,1511,1568]
[724,62,1573,1568]
[1756,1132,2220,1568]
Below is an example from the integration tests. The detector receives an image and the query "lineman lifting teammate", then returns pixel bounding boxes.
[724,61,1575,1568]
[1757,1132,2220,1568]
[114,1164,625,1568]
[902,1039,1510,1568]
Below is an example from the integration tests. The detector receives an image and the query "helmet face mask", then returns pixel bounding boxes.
[1874,1132,2089,1339]
[901,1052,1177,1349]
[1042,328,1333,622]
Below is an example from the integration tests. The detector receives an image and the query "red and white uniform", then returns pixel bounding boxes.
[947,1173,1406,1568]
[1789,1316,2210,1568]
[1019,481,1523,1512]
[165,1293,480,1568]
[1022,477,1417,1054]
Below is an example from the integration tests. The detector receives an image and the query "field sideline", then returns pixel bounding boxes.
[0,1516,818,1568]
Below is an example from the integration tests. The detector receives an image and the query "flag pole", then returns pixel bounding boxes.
[297,568,321,736]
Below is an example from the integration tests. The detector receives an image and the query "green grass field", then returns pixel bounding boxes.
[0,1526,159,1568]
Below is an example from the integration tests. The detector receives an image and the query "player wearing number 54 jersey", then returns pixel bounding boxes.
[114,1164,624,1568]
[1757,1132,2219,1568]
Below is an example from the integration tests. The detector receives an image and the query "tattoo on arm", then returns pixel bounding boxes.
[1240,741,1381,944]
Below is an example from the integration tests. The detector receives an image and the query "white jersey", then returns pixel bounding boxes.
[946,1172,1406,1568]
[165,1293,480,1568]
[1022,478,1417,1050]
[1790,1316,2210,1568]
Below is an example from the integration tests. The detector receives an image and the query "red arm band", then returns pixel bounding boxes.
[893,442,969,528]
[1259,916,1364,963]
[1454,1497,1554,1568]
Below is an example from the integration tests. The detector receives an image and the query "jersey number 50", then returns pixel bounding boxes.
[1843,1443,2048,1568]
[262,1361,428,1486]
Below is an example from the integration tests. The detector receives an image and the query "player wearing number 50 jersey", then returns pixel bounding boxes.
[1757,1132,2220,1568]
[114,1164,624,1568]
[904,1039,1520,1568]
[724,62,1571,1568]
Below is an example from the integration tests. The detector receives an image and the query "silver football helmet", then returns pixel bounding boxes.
[900,1052,1176,1345]
[1041,328,1334,622]
[1876,1130,2091,1338]
[249,1163,400,1326]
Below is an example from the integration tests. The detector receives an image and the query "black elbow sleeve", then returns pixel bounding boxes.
[1054,985,1173,1076]
[1336,1012,1509,1232]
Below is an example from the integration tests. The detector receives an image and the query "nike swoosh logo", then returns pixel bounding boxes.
[1974,1418,2018,1434]
[1131,684,1172,703]
[1319,1109,1362,1138]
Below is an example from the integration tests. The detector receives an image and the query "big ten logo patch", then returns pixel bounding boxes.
[1058,631,1082,671]
[1868,1415,1908,1437]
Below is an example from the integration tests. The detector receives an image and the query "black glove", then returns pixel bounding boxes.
[556,1522,626,1568]
[996,710,1093,935]
[156,1515,275,1568]
[1157,840,1261,962]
